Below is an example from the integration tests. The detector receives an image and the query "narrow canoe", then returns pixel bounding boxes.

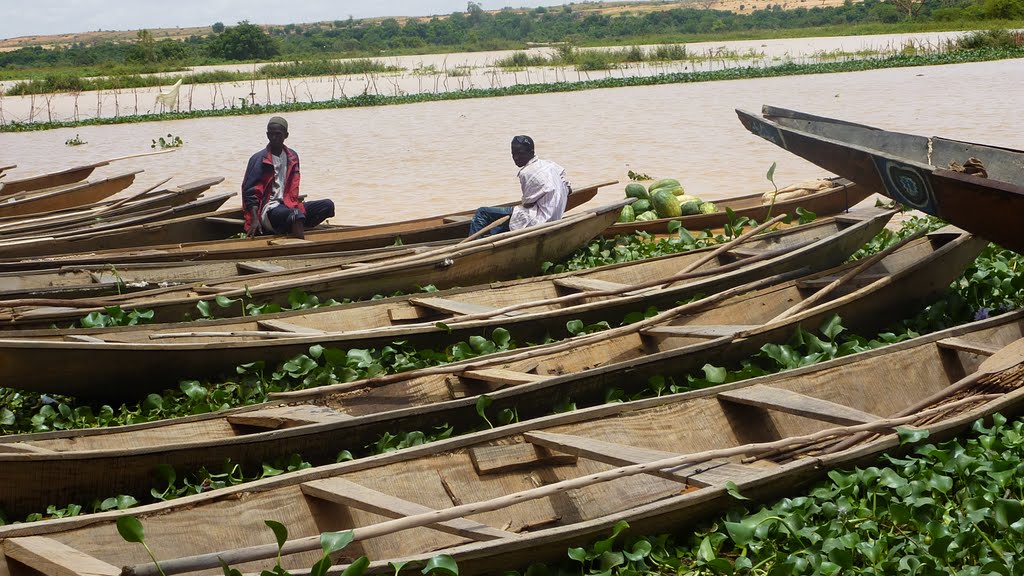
[0,307,1020,575]
[0,177,227,239]
[0,190,235,258]
[603,178,871,235]
[0,181,610,268]
[0,206,888,301]
[0,200,629,332]
[0,171,142,218]
[0,220,983,516]
[736,105,1024,253]
[0,208,894,390]
[0,161,108,197]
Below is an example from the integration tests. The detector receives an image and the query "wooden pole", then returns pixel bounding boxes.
[459,215,509,245]
[765,226,929,324]
[123,393,1004,576]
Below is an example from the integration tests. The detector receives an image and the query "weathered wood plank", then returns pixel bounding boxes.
[797,273,886,289]
[552,277,630,293]
[443,215,472,223]
[461,368,548,386]
[388,306,431,322]
[469,443,578,475]
[409,297,503,316]
[937,336,1000,356]
[65,334,107,343]
[641,324,755,338]
[226,404,351,429]
[302,477,517,540]
[524,430,765,487]
[4,536,121,576]
[0,442,55,454]
[717,384,881,425]
[236,261,287,274]
[256,319,325,334]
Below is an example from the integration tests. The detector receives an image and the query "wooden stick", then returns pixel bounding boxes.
[94,177,173,214]
[123,393,1003,576]
[269,268,809,400]
[658,214,788,288]
[765,227,929,324]
[100,148,177,165]
[459,215,509,245]
[822,337,1024,454]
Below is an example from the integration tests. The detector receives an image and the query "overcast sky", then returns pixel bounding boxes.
[2,1,637,41]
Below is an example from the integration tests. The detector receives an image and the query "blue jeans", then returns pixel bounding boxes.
[468,206,513,237]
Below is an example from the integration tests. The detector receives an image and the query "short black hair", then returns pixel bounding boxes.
[511,135,534,152]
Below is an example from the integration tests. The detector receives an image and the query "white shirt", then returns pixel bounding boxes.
[260,151,288,232]
[510,157,570,230]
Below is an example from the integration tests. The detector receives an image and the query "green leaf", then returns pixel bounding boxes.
[725,481,749,500]
[389,561,413,576]
[421,554,459,576]
[701,364,727,384]
[566,319,585,335]
[567,547,587,563]
[215,295,237,308]
[340,556,370,576]
[897,427,930,446]
[434,322,451,333]
[766,161,777,184]
[220,558,243,576]
[196,300,213,318]
[491,328,511,348]
[995,498,1024,529]
[0,408,14,426]
[321,530,355,554]
[116,516,145,543]
[265,520,288,549]
[667,220,682,233]
[180,380,208,401]
[725,519,756,547]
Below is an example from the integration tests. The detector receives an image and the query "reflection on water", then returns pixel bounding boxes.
[2,56,1020,226]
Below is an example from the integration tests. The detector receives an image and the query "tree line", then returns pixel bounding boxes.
[1,0,1021,72]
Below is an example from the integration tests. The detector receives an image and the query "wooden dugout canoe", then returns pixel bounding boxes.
[0,149,176,197]
[0,181,610,269]
[736,105,1024,253]
[604,178,871,236]
[0,222,983,517]
[0,204,889,301]
[1,310,1022,575]
[0,177,227,240]
[0,208,894,391]
[0,200,630,332]
[0,190,235,261]
[0,171,143,219]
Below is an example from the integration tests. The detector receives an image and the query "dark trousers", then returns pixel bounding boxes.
[468,206,512,237]
[267,199,335,232]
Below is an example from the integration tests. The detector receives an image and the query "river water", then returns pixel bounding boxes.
[1,34,1021,225]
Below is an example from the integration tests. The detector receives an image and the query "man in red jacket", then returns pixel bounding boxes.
[242,116,335,239]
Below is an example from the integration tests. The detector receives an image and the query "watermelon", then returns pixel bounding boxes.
[618,205,636,223]
[651,189,682,218]
[679,200,701,216]
[699,202,718,214]
[632,199,652,214]
[648,178,681,193]
[635,210,659,222]
[676,194,702,204]
[624,183,649,200]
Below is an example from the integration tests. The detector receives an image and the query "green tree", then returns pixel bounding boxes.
[129,29,157,63]
[211,22,225,34]
[207,21,279,61]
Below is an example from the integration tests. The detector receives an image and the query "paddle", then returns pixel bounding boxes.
[459,215,509,244]
[821,335,1024,455]
[122,393,1000,576]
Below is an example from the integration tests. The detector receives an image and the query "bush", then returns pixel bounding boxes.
[956,28,1022,49]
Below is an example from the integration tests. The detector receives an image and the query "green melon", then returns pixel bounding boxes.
[618,205,636,223]
[676,194,702,205]
[651,189,682,218]
[632,199,652,214]
[679,200,701,216]
[699,202,718,214]
[635,210,659,222]
[624,183,650,200]
[648,178,682,193]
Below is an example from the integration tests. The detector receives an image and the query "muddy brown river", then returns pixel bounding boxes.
[2,34,1021,224]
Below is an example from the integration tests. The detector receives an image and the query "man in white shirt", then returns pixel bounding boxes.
[468,135,571,237]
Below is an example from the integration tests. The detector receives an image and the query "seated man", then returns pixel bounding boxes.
[468,135,571,238]
[242,116,335,239]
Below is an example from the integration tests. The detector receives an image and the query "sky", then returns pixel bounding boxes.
[1,0,640,41]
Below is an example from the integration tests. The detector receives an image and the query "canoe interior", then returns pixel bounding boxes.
[3,314,1022,576]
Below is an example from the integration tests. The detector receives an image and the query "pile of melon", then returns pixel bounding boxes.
[618,179,718,223]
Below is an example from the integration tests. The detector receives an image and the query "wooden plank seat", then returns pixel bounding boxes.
[552,277,631,293]
[236,261,287,274]
[717,384,881,425]
[301,477,517,540]
[4,536,120,576]
[409,297,511,317]
[937,336,1000,356]
[640,324,756,338]
[469,443,577,475]
[523,431,767,487]
[226,404,352,430]
[256,319,325,334]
